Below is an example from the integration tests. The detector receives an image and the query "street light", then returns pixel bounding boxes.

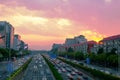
[116,50,120,76]
[118,52,120,76]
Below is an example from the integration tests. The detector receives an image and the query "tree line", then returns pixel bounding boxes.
[0,48,31,61]
[52,47,119,69]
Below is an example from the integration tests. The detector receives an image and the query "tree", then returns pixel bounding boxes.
[109,48,117,55]
[67,47,74,52]
[11,49,18,57]
[0,53,3,58]
[97,48,104,54]
[107,54,118,67]
[75,52,84,60]
[0,48,9,58]
[89,53,97,63]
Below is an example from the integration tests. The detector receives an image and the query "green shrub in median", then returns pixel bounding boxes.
[43,56,63,80]
[58,57,120,80]
[6,58,32,80]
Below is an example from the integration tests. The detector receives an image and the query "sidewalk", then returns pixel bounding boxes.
[84,63,120,77]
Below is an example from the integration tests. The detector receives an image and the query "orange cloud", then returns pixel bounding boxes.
[80,30,106,42]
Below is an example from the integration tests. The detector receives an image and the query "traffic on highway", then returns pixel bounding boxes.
[45,54,94,80]
[21,54,55,80]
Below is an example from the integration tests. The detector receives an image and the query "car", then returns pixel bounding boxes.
[83,76,88,80]
[67,73,74,80]
[58,69,62,73]
[39,64,42,67]
[74,69,79,73]
[66,68,72,72]
[71,71,76,75]
[77,76,82,80]
[61,68,66,72]
[77,72,83,76]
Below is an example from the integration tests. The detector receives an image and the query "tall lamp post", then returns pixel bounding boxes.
[116,50,120,76]
[118,52,120,76]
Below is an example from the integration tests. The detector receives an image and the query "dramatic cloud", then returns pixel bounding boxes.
[0,0,120,50]
[80,30,106,42]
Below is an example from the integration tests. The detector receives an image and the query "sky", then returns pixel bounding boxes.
[0,0,120,50]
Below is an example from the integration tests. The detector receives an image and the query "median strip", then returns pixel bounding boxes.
[42,55,63,80]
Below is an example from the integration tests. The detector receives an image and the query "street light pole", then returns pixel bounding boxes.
[118,52,120,76]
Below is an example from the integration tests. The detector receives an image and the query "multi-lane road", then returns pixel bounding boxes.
[45,55,94,80]
[0,53,95,80]
[21,54,55,80]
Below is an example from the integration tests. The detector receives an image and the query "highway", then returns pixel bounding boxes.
[65,58,120,77]
[21,54,55,80]
[45,55,94,80]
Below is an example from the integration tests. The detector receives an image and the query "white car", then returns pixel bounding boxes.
[71,71,76,75]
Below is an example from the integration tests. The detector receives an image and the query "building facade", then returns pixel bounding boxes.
[13,34,21,50]
[52,34,120,54]
[56,35,89,53]
[0,21,14,49]
[99,35,120,54]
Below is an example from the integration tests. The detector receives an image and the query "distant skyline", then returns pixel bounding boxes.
[0,0,120,50]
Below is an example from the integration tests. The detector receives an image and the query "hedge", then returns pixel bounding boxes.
[43,56,63,80]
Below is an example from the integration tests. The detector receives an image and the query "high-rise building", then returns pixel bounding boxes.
[0,21,14,49]
[65,35,87,46]
[13,34,21,50]
[19,40,26,50]
[65,38,75,46]
[74,35,87,44]
[52,43,62,49]
[0,25,5,48]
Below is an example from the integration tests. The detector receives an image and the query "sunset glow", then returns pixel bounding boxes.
[0,0,120,50]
